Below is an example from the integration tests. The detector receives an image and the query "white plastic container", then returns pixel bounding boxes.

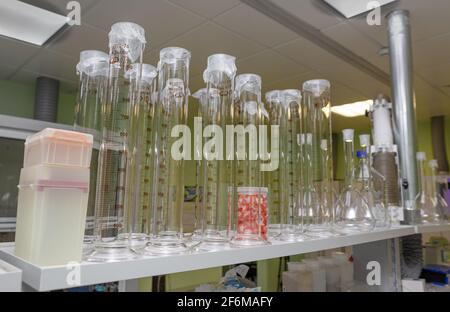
[15,165,90,266]
[24,128,93,168]
[282,263,313,292]
[318,257,341,292]
[302,259,327,292]
[332,252,354,292]
[0,259,22,292]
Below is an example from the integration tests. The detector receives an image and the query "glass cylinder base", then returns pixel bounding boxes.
[196,230,230,251]
[86,242,139,262]
[333,221,374,235]
[144,232,189,255]
[230,234,269,247]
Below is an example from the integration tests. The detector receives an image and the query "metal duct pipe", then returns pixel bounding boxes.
[387,10,421,224]
[34,76,59,122]
[431,116,449,173]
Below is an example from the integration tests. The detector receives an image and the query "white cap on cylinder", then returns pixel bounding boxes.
[429,159,438,168]
[416,151,426,161]
[343,129,354,142]
[359,134,371,147]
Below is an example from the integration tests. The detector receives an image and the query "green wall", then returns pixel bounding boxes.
[0,79,76,124]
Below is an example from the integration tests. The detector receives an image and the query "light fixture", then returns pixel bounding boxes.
[323,0,397,19]
[330,100,373,117]
[0,0,69,46]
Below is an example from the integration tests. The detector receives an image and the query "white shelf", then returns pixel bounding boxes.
[0,226,418,291]
[415,223,450,234]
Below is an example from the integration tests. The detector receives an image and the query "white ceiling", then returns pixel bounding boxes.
[1,0,450,130]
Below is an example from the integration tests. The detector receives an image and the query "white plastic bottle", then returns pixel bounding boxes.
[302,259,327,292]
[283,262,313,292]
[318,256,341,292]
[332,252,354,292]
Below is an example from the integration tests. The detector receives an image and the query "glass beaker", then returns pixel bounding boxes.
[264,90,283,237]
[120,63,157,248]
[88,22,146,262]
[74,50,109,250]
[277,89,306,241]
[231,74,269,246]
[145,47,191,254]
[302,80,333,237]
[196,54,236,250]
[334,129,375,234]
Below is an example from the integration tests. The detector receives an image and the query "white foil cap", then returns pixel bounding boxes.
[235,74,261,97]
[203,53,236,84]
[303,79,330,97]
[76,50,109,76]
[416,151,426,161]
[109,22,146,62]
[343,129,355,142]
[359,134,371,147]
[429,159,438,168]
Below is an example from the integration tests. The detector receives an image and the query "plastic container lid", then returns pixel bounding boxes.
[356,150,367,158]
[342,129,355,142]
[25,128,93,146]
[109,22,146,62]
[237,187,269,194]
[19,165,89,191]
[203,53,237,84]
[287,262,307,272]
[303,79,330,97]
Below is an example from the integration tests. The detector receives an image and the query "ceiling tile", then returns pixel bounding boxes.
[83,0,206,47]
[46,24,108,58]
[322,22,389,72]
[168,0,240,18]
[237,50,309,86]
[0,37,40,68]
[413,33,450,73]
[148,22,263,77]
[22,0,100,15]
[416,61,450,88]
[275,37,390,98]
[214,4,298,47]
[269,0,343,30]
[22,50,78,83]
[0,65,16,80]
[414,75,450,119]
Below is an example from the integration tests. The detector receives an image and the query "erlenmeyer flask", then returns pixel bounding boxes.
[428,159,448,223]
[145,47,191,255]
[334,129,375,234]
[417,152,444,224]
[87,22,146,262]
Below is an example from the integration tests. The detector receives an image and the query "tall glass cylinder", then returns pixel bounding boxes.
[121,64,157,248]
[417,153,443,224]
[302,80,333,237]
[88,22,146,262]
[197,54,236,250]
[74,50,109,248]
[334,129,375,234]
[231,74,268,246]
[145,47,191,254]
[277,90,305,241]
[264,90,282,237]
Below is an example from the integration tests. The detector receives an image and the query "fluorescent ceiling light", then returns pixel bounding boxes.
[330,100,373,117]
[323,0,397,18]
[0,0,69,46]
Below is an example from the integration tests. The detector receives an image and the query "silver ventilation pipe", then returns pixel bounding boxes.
[387,10,421,224]
[34,76,59,122]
